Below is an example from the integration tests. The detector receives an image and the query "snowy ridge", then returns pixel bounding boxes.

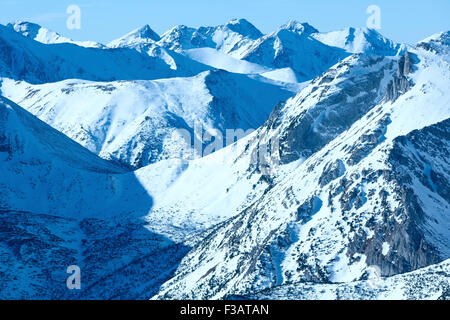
[108,25,161,48]
[0,24,208,84]
[312,27,404,56]
[152,41,450,299]
[1,70,293,168]
[0,18,449,300]
[157,18,263,54]
[7,21,103,48]
[235,21,350,82]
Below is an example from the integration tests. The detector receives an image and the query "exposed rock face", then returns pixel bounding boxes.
[1,21,449,300]
[319,159,346,187]
[417,31,450,54]
[243,259,450,300]
[345,120,450,277]
[255,55,396,165]
[384,52,417,102]
[0,210,190,299]
[152,44,450,300]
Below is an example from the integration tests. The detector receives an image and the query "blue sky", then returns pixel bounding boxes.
[0,0,448,44]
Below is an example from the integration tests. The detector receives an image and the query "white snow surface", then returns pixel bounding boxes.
[1,70,293,168]
[7,21,103,48]
[0,19,449,300]
[151,42,450,299]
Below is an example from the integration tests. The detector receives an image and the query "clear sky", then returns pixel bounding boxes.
[0,0,448,45]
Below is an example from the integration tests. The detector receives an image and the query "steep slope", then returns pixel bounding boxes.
[136,53,398,242]
[247,259,450,300]
[312,27,405,55]
[152,37,450,299]
[0,96,188,299]
[108,25,161,48]
[0,24,206,84]
[0,95,127,215]
[1,70,294,168]
[1,20,448,300]
[7,21,103,48]
[236,21,349,82]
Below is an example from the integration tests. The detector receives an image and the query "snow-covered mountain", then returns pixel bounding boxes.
[1,70,294,168]
[108,25,161,48]
[156,20,406,84]
[312,27,405,55]
[0,17,449,301]
[0,23,208,84]
[0,95,127,214]
[233,21,349,82]
[105,25,219,77]
[151,36,450,299]
[0,96,190,299]
[105,19,279,81]
[158,18,263,54]
[7,21,103,48]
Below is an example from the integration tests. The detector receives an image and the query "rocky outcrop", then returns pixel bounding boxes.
[384,52,417,102]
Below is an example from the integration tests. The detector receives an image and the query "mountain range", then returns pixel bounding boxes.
[0,18,449,300]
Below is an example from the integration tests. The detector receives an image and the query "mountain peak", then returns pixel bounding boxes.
[134,24,161,41]
[312,26,403,55]
[6,20,102,48]
[420,31,450,46]
[417,31,450,54]
[7,20,42,38]
[108,24,160,48]
[280,20,319,35]
[223,18,263,39]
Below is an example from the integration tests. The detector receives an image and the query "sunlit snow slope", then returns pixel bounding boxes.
[153,34,450,299]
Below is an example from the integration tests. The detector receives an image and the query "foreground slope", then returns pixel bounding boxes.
[152,35,450,299]
[0,96,188,299]
[248,259,450,300]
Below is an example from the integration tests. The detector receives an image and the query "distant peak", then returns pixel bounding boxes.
[344,27,384,37]
[281,20,319,35]
[168,24,194,33]
[420,31,450,45]
[132,24,161,41]
[223,18,263,39]
[7,20,43,38]
[107,24,161,48]
[226,18,251,26]
[9,20,40,28]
